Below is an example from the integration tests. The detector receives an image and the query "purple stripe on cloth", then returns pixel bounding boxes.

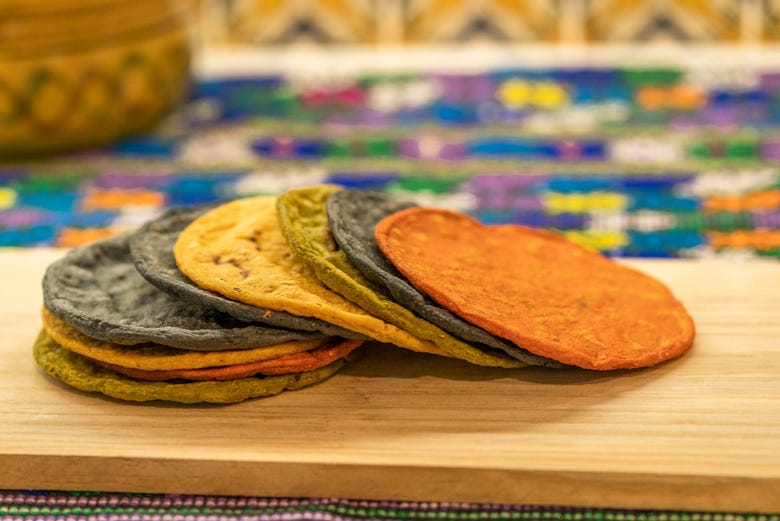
[469,76,496,102]
[1,490,773,521]
[759,141,780,161]
[91,172,177,190]
[432,74,469,102]
[759,72,780,92]
[354,110,395,127]
[431,74,495,103]
[669,115,703,130]
[473,194,544,211]
[753,211,780,228]
[703,107,741,127]
[464,174,546,194]
[0,208,51,227]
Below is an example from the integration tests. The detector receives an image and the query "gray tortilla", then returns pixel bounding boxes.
[326,190,562,367]
[129,205,365,340]
[43,232,327,351]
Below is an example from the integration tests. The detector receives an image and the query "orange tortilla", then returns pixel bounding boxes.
[90,338,363,381]
[375,207,695,370]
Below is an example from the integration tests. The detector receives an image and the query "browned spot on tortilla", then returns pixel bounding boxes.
[173,195,448,356]
[247,229,264,251]
[213,255,250,279]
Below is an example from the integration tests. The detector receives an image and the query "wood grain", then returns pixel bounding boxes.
[1,249,778,512]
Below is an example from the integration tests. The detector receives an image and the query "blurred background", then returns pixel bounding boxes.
[1,0,779,257]
[196,0,776,45]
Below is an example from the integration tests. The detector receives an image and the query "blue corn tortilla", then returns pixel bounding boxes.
[129,205,366,340]
[43,232,328,351]
[326,189,562,367]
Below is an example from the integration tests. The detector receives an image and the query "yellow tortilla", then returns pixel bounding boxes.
[42,307,324,370]
[173,196,449,357]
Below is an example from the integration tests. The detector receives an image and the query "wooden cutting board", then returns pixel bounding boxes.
[1,249,778,513]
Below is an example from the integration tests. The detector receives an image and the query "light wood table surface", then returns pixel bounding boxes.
[1,249,778,512]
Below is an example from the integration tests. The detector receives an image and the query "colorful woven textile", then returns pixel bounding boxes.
[1,491,777,520]
[1,67,779,258]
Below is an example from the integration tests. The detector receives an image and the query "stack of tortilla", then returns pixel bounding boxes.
[35,185,695,403]
[35,204,366,404]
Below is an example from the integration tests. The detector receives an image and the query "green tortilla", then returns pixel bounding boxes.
[33,329,346,404]
[276,185,524,369]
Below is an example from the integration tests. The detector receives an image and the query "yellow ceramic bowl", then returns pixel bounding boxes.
[0,0,191,156]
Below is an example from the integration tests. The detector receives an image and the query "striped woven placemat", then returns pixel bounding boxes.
[1,491,777,521]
